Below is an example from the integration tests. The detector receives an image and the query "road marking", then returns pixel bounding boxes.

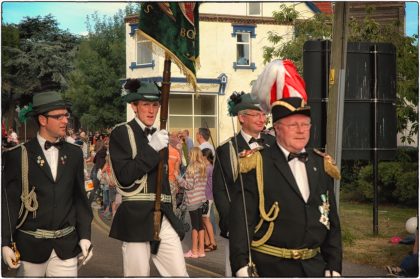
[186,263,224,277]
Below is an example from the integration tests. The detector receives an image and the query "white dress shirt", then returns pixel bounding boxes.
[277,143,310,202]
[240,130,261,150]
[37,133,59,181]
[134,117,157,141]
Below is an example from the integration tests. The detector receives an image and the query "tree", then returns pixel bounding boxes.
[263,5,419,144]
[1,15,80,132]
[65,4,140,131]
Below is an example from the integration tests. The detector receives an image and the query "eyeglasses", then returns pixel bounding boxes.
[279,122,311,131]
[43,112,71,120]
[243,112,267,119]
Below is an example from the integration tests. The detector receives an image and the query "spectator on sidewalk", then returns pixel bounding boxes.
[201,148,217,253]
[177,147,208,258]
[196,127,215,156]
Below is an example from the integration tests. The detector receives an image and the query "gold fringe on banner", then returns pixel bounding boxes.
[137,30,200,92]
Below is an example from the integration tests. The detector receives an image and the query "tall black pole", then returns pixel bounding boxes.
[372,45,379,236]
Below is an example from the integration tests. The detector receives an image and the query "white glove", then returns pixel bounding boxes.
[325,270,341,277]
[236,266,249,277]
[2,246,20,269]
[148,129,169,152]
[78,239,93,265]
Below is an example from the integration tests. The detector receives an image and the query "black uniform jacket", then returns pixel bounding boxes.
[1,138,92,263]
[229,144,342,277]
[108,119,184,242]
[213,132,275,238]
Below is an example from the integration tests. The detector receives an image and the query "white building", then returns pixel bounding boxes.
[124,2,319,145]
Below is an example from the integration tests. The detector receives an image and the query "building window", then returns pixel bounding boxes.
[136,33,152,65]
[168,93,217,144]
[248,3,261,16]
[231,25,257,71]
[236,32,250,66]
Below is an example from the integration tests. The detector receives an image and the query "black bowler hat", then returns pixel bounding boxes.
[228,92,261,116]
[271,97,311,123]
[27,91,72,117]
[122,79,161,103]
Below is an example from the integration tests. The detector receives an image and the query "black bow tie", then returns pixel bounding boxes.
[144,127,157,136]
[288,152,308,163]
[249,137,264,146]
[45,140,64,150]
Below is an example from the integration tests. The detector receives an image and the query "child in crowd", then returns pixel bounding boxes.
[177,147,208,258]
[201,148,217,252]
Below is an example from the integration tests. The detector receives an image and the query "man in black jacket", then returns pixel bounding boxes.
[213,92,275,276]
[1,91,93,276]
[108,79,187,276]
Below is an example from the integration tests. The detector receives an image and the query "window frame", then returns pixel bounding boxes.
[248,2,262,16]
[168,92,218,144]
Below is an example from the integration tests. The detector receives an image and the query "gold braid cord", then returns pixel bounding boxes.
[109,124,147,197]
[16,145,38,229]
[239,152,279,247]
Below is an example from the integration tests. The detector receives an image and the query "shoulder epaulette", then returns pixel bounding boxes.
[239,150,260,173]
[313,148,341,180]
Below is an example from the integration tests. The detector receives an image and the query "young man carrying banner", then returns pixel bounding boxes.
[108,79,188,277]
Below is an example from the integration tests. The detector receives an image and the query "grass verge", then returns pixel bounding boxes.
[340,201,417,268]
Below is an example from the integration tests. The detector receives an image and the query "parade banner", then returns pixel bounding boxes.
[138,2,200,90]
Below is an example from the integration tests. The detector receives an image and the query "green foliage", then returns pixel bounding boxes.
[264,4,419,144]
[393,171,418,205]
[352,161,418,206]
[65,4,140,130]
[1,15,79,114]
[272,4,299,24]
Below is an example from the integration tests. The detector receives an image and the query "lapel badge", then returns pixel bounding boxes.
[60,155,67,165]
[37,156,45,167]
[318,191,330,230]
[313,166,317,172]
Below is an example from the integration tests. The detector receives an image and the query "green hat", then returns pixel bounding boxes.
[122,79,161,103]
[27,91,72,117]
[271,97,311,123]
[228,92,261,116]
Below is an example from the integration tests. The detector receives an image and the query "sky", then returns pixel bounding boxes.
[1,1,419,37]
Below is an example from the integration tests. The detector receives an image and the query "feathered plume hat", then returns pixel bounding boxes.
[251,59,310,123]
[121,79,161,103]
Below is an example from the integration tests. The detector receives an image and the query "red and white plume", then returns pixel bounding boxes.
[251,59,308,113]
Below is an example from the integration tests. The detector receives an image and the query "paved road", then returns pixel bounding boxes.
[2,208,388,277]
[85,208,388,277]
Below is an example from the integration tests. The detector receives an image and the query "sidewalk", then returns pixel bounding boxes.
[96,208,387,277]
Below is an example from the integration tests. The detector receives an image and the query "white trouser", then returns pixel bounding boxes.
[17,249,78,277]
[122,215,188,277]
[223,237,232,277]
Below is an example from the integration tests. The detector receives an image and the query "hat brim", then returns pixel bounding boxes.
[27,100,72,117]
[124,93,161,103]
[272,105,311,123]
[232,104,261,116]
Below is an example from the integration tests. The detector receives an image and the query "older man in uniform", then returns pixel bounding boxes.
[213,92,275,276]
[229,60,342,277]
[108,79,187,277]
[1,91,93,276]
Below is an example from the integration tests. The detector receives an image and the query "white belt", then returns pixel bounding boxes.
[19,226,75,239]
[122,193,172,203]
